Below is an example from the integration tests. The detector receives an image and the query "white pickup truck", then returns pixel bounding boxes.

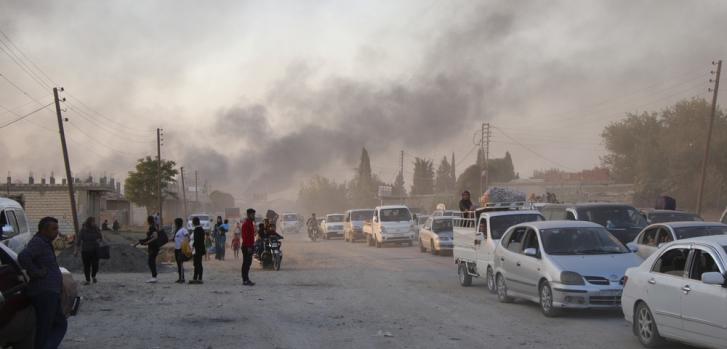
[363,205,416,248]
[453,206,544,292]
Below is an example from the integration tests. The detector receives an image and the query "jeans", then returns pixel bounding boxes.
[241,247,253,282]
[174,249,185,281]
[217,235,226,260]
[81,250,99,282]
[193,253,203,281]
[148,246,159,278]
[31,291,67,349]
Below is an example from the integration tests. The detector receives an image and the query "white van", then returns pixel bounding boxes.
[363,205,416,247]
[0,197,32,253]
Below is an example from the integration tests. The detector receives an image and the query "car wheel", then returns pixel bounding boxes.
[420,239,426,252]
[539,281,561,317]
[430,240,438,255]
[458,263,472,286]
[486,267,496,294]
[367,235,373,246]
[635,302,665,347]
[496,274,513,303]
[376,239,382,248]
[407,240,413,247]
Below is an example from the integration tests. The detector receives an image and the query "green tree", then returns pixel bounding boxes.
[602,98,727,209]
[411,157,434,195]
[435,156,453,193]
[450,152,456,190]
[392,171,406,197]
[298,175,349,215]
[350,148,378,207]
[456,152,517,198]
[124,156,178,214]
[210,190,235,212]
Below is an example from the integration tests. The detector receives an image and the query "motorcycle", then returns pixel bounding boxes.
[255,236,283,270]
[307,223,320,242]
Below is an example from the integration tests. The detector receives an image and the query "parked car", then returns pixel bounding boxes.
[414,214,431,240]
[493,220,642,317]
[454,206,545,292]
[363,205,415,248]
[641,209,702,224]
[322,214,345,239]
[541,203,647,243]
[622,235,727,348]
[187,213,212,232]
[343,209,374,242]
[281,213,302,234]
[629,222,727,259]
[0,198,80,348]
[419,216,454,255]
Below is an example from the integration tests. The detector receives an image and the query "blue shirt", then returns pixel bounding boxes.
[17,233,63,296]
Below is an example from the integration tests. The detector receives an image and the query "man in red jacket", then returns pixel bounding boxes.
[241,208,256,286]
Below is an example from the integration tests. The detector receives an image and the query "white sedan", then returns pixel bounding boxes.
[622,235,727,348]
[628,221,727,259]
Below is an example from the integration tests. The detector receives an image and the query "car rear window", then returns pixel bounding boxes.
[650,212,702,223]
[674,226,727,240]
[327,215,344,223]
[351,211,374,221]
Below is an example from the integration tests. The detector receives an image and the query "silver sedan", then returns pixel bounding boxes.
[418,216,453,255]
[493,220,643,317]
[629,221,727,259]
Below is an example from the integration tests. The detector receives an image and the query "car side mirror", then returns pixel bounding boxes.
[701,272,726,286]
[626,243,639,253]
[524,248,539,257]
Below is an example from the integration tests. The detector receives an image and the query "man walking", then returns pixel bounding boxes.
[17,217,67,349]
[241,208,256,286]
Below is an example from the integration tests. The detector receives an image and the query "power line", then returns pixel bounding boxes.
[493,126,576,171]
[66,120,150,157]
[0,29,57,87]
[65,103,155,142]
[0,38,50,90]
[0,72,44,104]
[0,102,53,129]
[65,95,154,134]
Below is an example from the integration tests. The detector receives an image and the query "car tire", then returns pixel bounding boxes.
[407,240,413,247]
[539,281,561,317]
[634,302,665,347]
[496,274,513,303]
[458,263,472,287]
[376,239,382,248]
[430,240,438,255]
[486,267,496,294]
[367,235,373,246]
[420,239,426,253]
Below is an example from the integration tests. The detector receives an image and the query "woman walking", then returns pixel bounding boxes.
[214,216,227,260]
[173,218,189,284]
[74,217,103,285]
[140,216,159,283]
[191,217,206,284]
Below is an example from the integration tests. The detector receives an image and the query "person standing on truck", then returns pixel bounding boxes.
[17,217,67,349]
[241,208,256,286]
[459,190,474,222]
[74,217,103,285]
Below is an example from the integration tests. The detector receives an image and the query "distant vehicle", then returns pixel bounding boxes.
[641,209,702,224]
[363,205,415,248]
[281,213,302,234]
[415,214,431,240]
[418,216,454,255]
[622,235,727,348]
[343,209,374,242]
[0,198,80,348]
[493,220,642,317]
[454,205,545,293]
[541,203,647,243]
[629,222,727,259]
[187,213,212,232]
[432,210,463,218]
[322,214,345,239]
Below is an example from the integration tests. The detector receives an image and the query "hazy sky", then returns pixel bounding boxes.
[1,0,726,201]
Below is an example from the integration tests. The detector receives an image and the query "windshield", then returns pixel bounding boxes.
[327,215,344,223]
[283,214,297,221]
[649,212,702,223]
[432,219,453,233]
[541,227,629,255]
[380,208,411,222]
[674,226,727,239]
[351,210,374,221]
[490,214,544,239]
[577,206,646,229]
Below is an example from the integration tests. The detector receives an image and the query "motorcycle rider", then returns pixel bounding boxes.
[306,213,319,238]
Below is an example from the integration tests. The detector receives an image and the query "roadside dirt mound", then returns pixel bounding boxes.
[57,243,159,273]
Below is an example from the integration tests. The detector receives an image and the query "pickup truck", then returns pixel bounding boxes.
[363,205,416,248]
[453,206,544,292]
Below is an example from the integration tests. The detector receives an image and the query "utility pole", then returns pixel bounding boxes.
[696,60,721,215]
[477,122,491,196]
[484,122,491,192]
[53,87,80,235]
[156,128,163,226]
[180,167,188,219]
[400,150,404,177]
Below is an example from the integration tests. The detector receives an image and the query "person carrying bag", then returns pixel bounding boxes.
[74,217,104,285]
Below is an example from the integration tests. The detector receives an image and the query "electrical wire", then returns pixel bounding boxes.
[493,126,576,171]
[0,102,53,129]
[0,29,58,87]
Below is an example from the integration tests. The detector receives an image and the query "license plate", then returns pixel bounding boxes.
[597,289,621,296]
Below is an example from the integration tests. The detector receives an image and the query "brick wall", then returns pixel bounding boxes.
[20,189,75,234]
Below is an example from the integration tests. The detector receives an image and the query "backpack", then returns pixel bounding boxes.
[156,229,169,247]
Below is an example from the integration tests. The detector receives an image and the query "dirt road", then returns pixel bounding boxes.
[62,233,692,349]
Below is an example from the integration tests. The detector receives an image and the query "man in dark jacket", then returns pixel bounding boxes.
[241,208,256,286]
[191,216,206,284]
[17,216,67,349]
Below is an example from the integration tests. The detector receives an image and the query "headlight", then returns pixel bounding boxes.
[560,271,585,285]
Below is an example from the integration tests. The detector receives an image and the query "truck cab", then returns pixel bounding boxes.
[363,205,415,248]
[453,205,544,292]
